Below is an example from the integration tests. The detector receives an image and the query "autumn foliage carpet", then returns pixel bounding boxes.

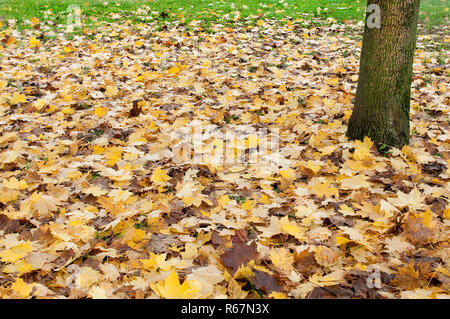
[0,18,449,299]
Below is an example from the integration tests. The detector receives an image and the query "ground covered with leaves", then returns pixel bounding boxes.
[0,16,449,299]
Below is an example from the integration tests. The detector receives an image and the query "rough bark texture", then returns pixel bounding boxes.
[346,0,421,148]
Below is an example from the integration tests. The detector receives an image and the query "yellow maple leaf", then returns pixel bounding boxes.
[29,37,42,49]
[131,228,146,242]
[83,186,108,197]
[269,292,288,299]
[259,193,271,205]
[3,260,33,275]
[422,210,433,228]
[336,236,351,246]
[108,188,132,203]
[0,189,18,204]
[94,106,108,117]
[240,199,255,211]
[353,136,373,160]
[279,216,303,240]
[0,80,7,91]
[65,170,83,179]
[60,46,72,54]
[326,77,340,86]
[10,92,27,105]
[104,146,123,166]
[167,64,187,76]
[3,177,28,190]
[279,167,295,180]
[33,98,46,110]
[11,278,33,298]
[305,160,322,174]
[308,181,339,198]
[105,86,118,97]
[61,107,75,114]
[269,248,294,272]
[217,194,231,207]
[152,271,200,299]
[92,145,105,155]
[151,167,171,185]
[0,241,34,263]
[443,208,450,220]
[140,253,172,271]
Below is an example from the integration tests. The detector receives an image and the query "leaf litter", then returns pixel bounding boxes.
[0,15,449,299]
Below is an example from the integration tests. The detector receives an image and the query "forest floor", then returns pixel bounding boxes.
[0,2,449,299]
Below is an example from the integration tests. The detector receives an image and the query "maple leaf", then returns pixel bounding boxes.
[279,167,295,180]
[269,247,294,272]
[308,180,339,198]
[104,147,123,166]
[294,248,322,277]
[10,278,33,298]
[108,188,133,203]
[250,270,282,295]
[29,37,42,49]
[2,177,28,190]
[10,92,27,105]
[0,241,34,263]
[404,212,434,245]
[79,267,102,289]
[388,188,425,209]
[83,186,108,197]
[353,136,374,160]
[151,167,171,185]
[151,271,200,299]
[339,174,372,189]
[30,193,61,217]
[314,246,338,268]
[129,100,143,117]
[186,265,224,296]
[278,216,304,240]
[390,262,428,290]
[140,253,172,271]
[221,230,258,271]
[94,106,108,117]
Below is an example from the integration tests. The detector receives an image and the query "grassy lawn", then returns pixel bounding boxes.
[0,0,448,30]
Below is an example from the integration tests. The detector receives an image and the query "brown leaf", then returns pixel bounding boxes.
[251,270,282,294]
[129,100,143,117]
[0,214,21,234]
[404,214,433,245]
[294,249,322,278]
[145,234,182,254]
[220,230,258,271]
[307,285,354,299]
[390,262,428,290]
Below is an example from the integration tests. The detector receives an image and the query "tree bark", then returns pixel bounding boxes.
[346,0,421,148]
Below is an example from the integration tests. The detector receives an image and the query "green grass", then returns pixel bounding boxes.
[0,0,448,30]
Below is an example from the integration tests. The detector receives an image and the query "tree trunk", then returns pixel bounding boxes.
[346,0,421,148]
